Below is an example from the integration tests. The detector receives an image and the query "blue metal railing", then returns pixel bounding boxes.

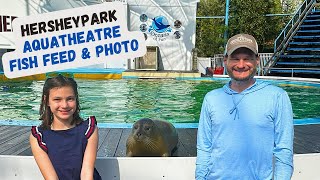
[274,0,316,52]
[263,0,317,75]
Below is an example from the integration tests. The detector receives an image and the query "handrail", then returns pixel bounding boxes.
[262,0,317,75]
[274,0,316,52]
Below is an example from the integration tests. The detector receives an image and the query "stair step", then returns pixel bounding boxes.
[276,62,320,66]
[270,69,320,74]
[280,55,320,58]
[289,42,320,45]
[293,35,320,39]
[300,24,320,28]
[307,14,320,18]
[310,10,320,14]
[304,19,320,22]
[287,47,320,51]
[297,30,320,33]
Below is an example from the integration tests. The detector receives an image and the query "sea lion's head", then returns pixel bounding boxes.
[131,118,158,142]
[126,118,175,157]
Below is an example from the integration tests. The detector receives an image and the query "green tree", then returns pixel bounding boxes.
[282,0,304,13]
[229,0,283,52]
[196,0,302,55]
[196,0,226,57]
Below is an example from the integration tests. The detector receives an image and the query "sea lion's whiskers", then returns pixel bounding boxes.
[144,138,158,150]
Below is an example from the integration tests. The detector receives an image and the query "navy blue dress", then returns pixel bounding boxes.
[31,116,101,180]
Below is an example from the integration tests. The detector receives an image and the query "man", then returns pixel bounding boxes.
[195,34,294,180]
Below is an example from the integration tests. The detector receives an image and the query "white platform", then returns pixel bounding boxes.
[0,153,320,180]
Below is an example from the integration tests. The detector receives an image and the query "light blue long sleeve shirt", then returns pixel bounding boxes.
[195,80,294,180]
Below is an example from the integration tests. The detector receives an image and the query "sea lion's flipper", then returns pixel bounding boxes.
[126,151,133,157]
[161,152,170,157]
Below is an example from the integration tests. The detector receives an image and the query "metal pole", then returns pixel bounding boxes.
[224,0,230,47]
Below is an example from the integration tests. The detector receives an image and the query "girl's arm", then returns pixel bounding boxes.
[81,126,99,180]
[29,133,59,180]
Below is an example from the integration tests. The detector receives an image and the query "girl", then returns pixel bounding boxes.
[30,74,101,180]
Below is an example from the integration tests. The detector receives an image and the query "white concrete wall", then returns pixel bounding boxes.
[1,154,320,180]
[197,57,211,75]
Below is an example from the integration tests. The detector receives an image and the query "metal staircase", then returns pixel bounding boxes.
[263,0,320,78]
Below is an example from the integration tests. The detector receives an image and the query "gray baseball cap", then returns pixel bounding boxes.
[225,34,258,55]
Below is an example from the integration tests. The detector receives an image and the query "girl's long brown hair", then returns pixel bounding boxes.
[39,74,82,129]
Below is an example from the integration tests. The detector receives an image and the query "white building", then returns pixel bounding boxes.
[0,0,199,71]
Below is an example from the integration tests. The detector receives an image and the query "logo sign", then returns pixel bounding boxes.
[148,16,171,41]
[2,2,146,79]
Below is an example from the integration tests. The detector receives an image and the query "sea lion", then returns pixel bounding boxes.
[126,118,178,157]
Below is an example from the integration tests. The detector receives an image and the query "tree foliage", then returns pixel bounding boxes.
[196,0,301,56]
[229,0,284,52]
[195,0,226,57]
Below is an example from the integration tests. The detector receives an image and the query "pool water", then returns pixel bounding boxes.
[0,79,319,123]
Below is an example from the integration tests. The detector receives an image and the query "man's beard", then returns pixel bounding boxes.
[227,67,257,81]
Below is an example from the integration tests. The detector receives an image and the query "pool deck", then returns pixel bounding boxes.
[0,69,202,81]
[1,124,320,157]
[122,70,201,79]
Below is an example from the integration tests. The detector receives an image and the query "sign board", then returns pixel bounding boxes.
[2,2,146,78]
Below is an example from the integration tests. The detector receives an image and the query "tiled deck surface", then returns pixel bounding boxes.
[0,124,320,157]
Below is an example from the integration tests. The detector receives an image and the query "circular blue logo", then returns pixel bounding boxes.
[151,16,170,33]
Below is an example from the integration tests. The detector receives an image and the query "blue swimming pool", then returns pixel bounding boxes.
[0,78,319,125]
